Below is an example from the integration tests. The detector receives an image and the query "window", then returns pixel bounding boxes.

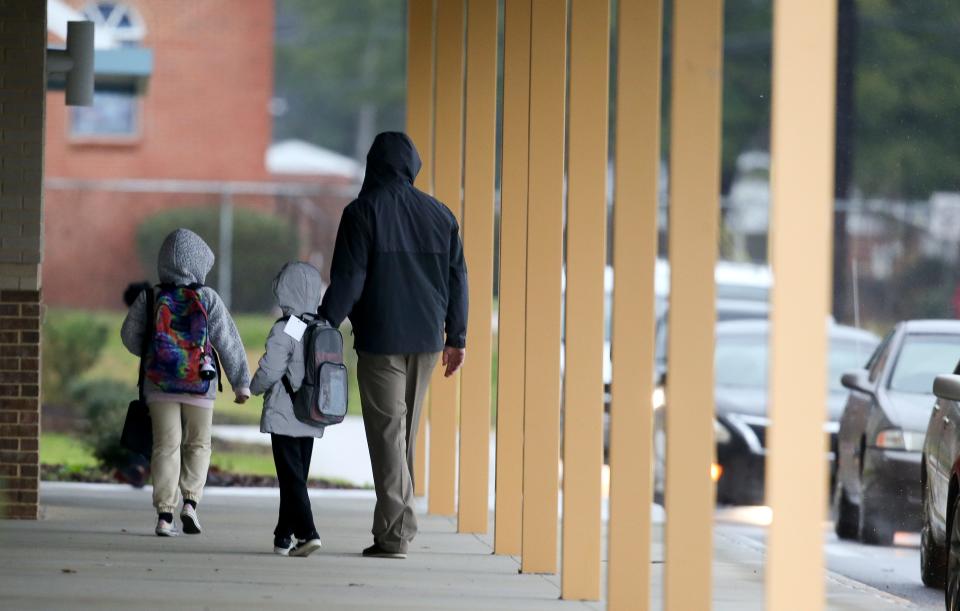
[888,334,960,394]
[829,339,877,391]
[713,331,882,392]
[70,91,139,139]
[69,2,145,140]
[81,2,146,46]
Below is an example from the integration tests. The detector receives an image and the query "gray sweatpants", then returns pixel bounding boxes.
[356,351,439,553]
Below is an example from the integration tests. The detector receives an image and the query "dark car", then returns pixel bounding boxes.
[919,371,960,597]
[834,320,960,547]
[654,319,878,505]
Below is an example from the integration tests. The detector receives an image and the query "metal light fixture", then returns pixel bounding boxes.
[47,21,95,106]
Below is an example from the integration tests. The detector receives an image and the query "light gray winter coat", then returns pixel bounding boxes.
[120,228,251,408]
[250,262,325,438]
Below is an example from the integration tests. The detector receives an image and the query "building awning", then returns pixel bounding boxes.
[47,47,153,94]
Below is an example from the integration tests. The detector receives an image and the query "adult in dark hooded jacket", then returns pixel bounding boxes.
[320,132,468,559]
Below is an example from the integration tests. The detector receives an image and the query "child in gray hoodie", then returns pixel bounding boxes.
[250,262,325,558]
[121,228,251,536]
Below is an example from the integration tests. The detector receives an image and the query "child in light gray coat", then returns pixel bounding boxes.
[250,261,326,557]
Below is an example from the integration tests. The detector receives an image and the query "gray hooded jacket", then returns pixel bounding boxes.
[120,228,251,408]
[250,262,325,438]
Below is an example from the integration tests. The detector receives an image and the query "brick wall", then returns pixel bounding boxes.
[0,290,41,519]
[0,0,46,519]
[42,190,350,309]
[45,0,275,182]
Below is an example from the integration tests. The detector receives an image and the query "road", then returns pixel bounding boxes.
[716,505,943,609]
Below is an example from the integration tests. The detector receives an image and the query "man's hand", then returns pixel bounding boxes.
[234,388,251,404]
[442,346,466,377]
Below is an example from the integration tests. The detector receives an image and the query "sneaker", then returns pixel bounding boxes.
[155,517,177,537]
[273,536,295,556]
[362,542,406,559]
[180,504,202,535]
[289,537,322,558]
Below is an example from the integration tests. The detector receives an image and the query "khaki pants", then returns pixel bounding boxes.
[149,402,213,514]
[357,351,439,553]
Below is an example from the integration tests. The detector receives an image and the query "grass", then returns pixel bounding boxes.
[209,449,276,477]
[50,308,363,425]
[39,433,98,468]
[39,432,354,483]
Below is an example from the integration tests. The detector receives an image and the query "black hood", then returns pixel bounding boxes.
[360,132,422,195]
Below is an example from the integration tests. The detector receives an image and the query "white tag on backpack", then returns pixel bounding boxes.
[283,315,307,342]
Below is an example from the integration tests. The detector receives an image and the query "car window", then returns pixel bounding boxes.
[867,331,894,382]
[716,285,769,302]
[715,334,768,388]
[888,334,960,394]
[655,304,768,364]
[829,338,878,391]
[716,307,768,322]
[715,333,879,391]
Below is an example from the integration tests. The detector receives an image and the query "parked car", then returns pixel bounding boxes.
[653,319,878,505]
[919,370,960,593]
[834,320,960,546]
[600,259,771,460]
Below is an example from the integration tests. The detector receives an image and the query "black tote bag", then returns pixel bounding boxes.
[121,290,153,458]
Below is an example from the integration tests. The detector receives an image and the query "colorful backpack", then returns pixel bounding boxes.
[145,284,220,395]
[280,314,348,428]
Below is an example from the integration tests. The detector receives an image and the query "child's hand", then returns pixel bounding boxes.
[234,388,251,404]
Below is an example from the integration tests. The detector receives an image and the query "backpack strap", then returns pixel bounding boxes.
[212,347,224,393]
[280,374,296,399]
[136,289,155,399]
[275,312,316,399]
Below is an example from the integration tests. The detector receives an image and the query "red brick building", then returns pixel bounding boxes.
[43,0,352,310]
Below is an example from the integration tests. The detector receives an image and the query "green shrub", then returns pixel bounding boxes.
[72,378,136,469]
[42,314,109,404]
[136,206,300,312]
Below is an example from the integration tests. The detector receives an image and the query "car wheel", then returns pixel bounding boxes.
[859,488,895,546]
[921,469,947,587]
[947,498,960,610]
[833,481,859,541]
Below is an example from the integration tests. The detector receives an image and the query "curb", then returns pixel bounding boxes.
[716,529,917,609]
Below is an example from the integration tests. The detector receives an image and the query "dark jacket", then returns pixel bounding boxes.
[319,132,468,354]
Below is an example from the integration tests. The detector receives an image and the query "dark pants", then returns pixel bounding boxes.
[271,434,318,541]
[356,351,439,553]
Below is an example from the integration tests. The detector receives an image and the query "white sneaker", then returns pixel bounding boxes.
[273,536,295,556]
[289,537,322,558]
[180,504,202,535]
[155,517,177,537]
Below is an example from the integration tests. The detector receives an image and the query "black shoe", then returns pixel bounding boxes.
[289,537,322,558]
[362,543,407,559]
[273,535,294,556]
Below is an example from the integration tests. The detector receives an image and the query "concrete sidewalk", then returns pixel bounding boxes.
[0,483,912,610]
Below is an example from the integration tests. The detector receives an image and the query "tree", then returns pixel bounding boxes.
[273,0,407,160]
[854,0,960,199]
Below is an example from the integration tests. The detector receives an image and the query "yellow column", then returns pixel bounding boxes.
[458,0,498,534]
[607,0,662,609]
[429,0,465,517]
[664,2,724,610]
[520,0,566,575]
[765,1,838,609]
[494,0,531,556]
[406,0,436,498]
[561,0,609,600]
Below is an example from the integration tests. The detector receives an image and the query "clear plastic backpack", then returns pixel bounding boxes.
[280,314,348,427]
